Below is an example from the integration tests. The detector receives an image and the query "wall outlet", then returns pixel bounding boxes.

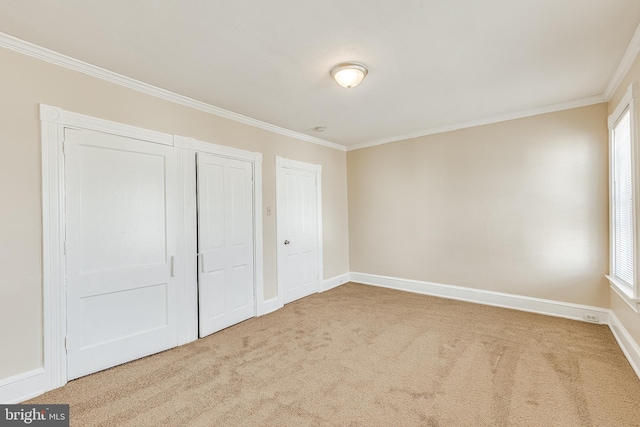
[583,314,599,323]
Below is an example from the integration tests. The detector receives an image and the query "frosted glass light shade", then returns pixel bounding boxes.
[331,62,368,88]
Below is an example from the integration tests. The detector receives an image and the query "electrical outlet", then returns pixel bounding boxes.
[583,314,599,323]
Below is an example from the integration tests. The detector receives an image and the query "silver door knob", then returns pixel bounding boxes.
[284,240,290,245]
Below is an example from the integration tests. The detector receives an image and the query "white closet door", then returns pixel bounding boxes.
[197,153,254,337]
[278,166,319,304]
[65,128,178,380]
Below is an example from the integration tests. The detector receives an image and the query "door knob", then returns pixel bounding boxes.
[284,240,290,245]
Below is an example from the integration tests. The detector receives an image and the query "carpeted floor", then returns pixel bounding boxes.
[27,283,640,426]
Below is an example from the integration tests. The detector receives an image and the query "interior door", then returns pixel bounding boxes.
[197,153,255,337]
[277,162,319,304]
[65,128,178,380]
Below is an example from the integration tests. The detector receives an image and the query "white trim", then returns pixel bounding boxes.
[604,22,640,101]
[350,272,611,324]
[632,85,639,302]
[0,32,345,152]
[275,156,320,173]
[0,369,46,404]
[608,84,637,128]
[275,156,324,306]
[5,28,640,153]
[42,106,187,390]
[40,105,173,145]
[352,271,640,381]
[174,136,199,345]
[40,106,266,397]
[321,273,351,292]
[257,297,283,317]
[347,22,640,152]
[609,279,640,313]
[609,312,640,379]
[194,139,258,162]
[173,135,196,150]
[607,83,640,302]
[316,165,324,290]
[275,159,284,309]
[40,108,67,392]
[182,136,265,328]
[347,95,606,151]
[253,154,265,317]
[11,264,640,403]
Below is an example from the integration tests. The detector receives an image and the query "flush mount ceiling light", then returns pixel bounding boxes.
[330,62,368,88]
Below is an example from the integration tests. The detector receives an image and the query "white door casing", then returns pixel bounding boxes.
[41,105,264,392]
[197,153,255,337]
[276,156,323,305]
[64,128,179,380]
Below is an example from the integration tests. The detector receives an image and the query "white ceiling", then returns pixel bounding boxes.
[1,1,639,148]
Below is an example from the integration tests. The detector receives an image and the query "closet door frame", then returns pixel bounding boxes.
[176,136,264,339]
[40,104,264,392]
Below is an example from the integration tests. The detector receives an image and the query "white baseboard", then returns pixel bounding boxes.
[350,272,640,380]
[5,273,638,404]
[321,273,350,292]
[257,296,282,317]
[0,294,284,404]
[0,368,46,404]
[609,312,640,379]
[350,272,610,324]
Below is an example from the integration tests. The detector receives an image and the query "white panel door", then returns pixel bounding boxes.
[197,153,254,337]
[65,128,178,380]
[277,163,319,304]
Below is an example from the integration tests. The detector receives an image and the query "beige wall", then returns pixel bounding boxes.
[2,34,637,387]
[0,47,349,380]
[609,52,640,346]
[348,104,610,307]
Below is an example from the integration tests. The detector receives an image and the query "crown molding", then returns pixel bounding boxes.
[3,26,639,154]
[348,21,640,152]
[0,32,346,152]
[347,94,607,151]
[604,22,640,101]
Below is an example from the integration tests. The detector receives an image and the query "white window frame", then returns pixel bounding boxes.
[607,83,640,312]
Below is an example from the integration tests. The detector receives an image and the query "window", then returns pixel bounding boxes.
[607,83,640,309]
[612,108,633,287]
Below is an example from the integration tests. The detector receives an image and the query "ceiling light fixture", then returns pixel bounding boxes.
[330,62,368,88]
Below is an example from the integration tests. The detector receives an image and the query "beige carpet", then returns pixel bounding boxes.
[27,283,640,426]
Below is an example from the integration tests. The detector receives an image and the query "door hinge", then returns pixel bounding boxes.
[64,337,67,351]
[63,241,66,255]
[170,256,175,277]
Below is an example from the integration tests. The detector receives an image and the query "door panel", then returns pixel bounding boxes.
[65,128,178,380]
[278,164,319,304]
[80,283,168,348]
[197,153,254,337]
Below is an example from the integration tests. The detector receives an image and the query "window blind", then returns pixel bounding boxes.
[613,109,634,287]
